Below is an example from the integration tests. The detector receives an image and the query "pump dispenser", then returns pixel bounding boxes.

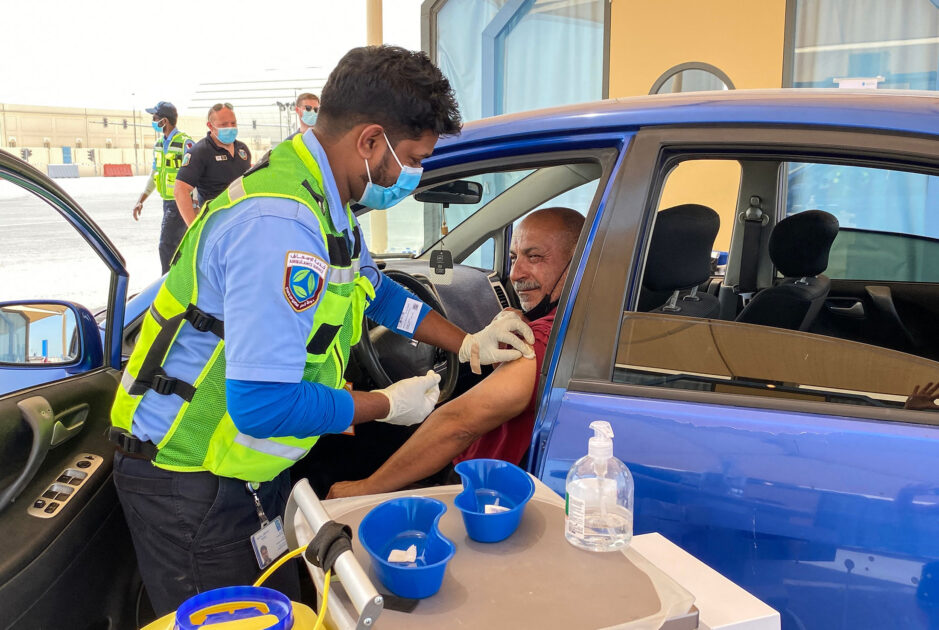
[564,421,634,552]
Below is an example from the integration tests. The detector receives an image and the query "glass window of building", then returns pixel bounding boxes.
[426,0,608,121]
[787,0,939,247]
[791,0,939,90]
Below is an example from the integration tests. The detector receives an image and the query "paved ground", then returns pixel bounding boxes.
[1,176,165,309]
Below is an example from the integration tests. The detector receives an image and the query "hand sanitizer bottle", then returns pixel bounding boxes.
[564,421,634,552]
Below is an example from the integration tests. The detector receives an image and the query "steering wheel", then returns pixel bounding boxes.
[352,269,460,403]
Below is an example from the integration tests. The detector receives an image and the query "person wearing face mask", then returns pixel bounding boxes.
[328,207,585,499]
[132,101,194,273]
[108,45,534,616]
[294,92,320,134]
[173,102,252,225]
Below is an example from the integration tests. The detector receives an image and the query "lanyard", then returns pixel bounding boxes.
[246,482,269,527]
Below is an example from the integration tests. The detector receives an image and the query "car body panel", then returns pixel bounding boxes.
[433,89,939,153]
[538,391,939,628]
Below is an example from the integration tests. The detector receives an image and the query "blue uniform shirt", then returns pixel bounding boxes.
[131,130,430,443]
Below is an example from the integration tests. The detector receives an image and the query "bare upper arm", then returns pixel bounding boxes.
[435,356,538,437]
[174,180,194,194]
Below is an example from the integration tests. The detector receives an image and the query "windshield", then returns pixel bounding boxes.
[358,170,534,257]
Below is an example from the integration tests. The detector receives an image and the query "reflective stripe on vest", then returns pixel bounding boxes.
[234,433,307,461]
[111,133,370,483]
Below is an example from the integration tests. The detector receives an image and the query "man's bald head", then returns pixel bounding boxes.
[519,207,585,255]
[509,207,585,312]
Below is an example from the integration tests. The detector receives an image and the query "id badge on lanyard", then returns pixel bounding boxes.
[247,482,288,569]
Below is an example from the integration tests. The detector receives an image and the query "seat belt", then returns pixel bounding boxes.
[735,195,766,307]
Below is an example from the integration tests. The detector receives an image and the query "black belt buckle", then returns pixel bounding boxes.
[108,428,157,460]
[109,428,141,454]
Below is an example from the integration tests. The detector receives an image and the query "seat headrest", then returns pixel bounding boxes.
[769,210,839,278]
[644,204,720,292]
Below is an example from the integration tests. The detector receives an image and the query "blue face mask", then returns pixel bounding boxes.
[301,110,318,126]
[215,126,238,144]
[357,133,423,210]
[152,120,163,132]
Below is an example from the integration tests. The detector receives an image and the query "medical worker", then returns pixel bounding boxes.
[109,45,534,615]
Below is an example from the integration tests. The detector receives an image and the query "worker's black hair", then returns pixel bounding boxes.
[318,45,462,141]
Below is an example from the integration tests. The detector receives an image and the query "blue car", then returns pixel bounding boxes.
[3,89,939,629]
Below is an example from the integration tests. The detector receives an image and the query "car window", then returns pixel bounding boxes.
[616,155,939,416]
[0,175,111,392]
[462,237,495,270]
[785,162,939,283]
[0,178,110,308]
[657,159,741,253]
[359,169,534,256]
[511,178,603,231]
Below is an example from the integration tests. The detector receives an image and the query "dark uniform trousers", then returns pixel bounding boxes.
[113,452,301,616]
[158,199,188,274]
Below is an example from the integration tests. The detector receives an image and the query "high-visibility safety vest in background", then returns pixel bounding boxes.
[153,130,193,200]
[112,133,374,483]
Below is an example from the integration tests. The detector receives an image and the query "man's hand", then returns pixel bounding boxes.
[374,370,441,426]
[132,201,144,221]
[459,310,535,373]
[327,479,372,499]
[905,381,939,411]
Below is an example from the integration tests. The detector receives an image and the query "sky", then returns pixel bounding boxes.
[0,0,423,113]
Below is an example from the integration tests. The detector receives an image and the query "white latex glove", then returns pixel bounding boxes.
[458,310,535,374]
[374,370,441,426]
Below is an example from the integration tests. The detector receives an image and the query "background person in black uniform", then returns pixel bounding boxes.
[174,102,251,225]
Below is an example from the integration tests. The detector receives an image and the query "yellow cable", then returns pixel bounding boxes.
[252,544,332,629]
[313,569,331,630]
[253,544,308,587]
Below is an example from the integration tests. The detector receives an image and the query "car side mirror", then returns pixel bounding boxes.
[0,301,103,374]
[414,180,483,205]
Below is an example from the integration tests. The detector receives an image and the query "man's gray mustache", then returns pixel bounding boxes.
[513,281,541,291]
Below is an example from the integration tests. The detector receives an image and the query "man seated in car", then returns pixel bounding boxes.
[328,207,584,497]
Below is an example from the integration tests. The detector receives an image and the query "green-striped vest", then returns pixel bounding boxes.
[111,133,374,483]
[153,130,193,200]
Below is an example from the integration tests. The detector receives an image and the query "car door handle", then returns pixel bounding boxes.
[50,404,89,448]
[827,301,865,318]
[0,396,56,513]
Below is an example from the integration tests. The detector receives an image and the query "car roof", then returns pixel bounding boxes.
[435,89,939,153]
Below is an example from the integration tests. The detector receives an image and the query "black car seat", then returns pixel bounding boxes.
[735,209,839,331]
[643,203,721,317]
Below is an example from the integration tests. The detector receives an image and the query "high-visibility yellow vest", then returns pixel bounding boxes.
[153,130,193,200]
[112,133,374,483]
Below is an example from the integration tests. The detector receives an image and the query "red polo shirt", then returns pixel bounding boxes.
[454,309,556,466]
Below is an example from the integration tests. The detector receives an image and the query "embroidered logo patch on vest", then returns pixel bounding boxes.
[284,251,328,312]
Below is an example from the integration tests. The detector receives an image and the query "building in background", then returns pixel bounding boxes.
[0,67,326,177]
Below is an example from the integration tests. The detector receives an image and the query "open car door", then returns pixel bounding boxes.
[0,150,141,629]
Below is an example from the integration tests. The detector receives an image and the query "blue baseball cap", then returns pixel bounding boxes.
[145,101,177,118]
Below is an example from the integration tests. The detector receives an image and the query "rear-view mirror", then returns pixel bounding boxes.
[414,180,483,205]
